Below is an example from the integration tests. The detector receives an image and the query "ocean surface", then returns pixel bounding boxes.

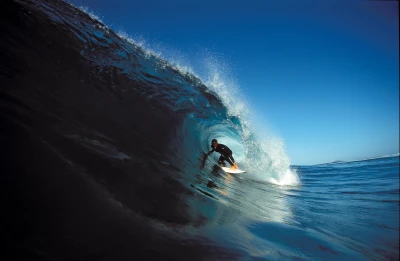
[1,0,398,260]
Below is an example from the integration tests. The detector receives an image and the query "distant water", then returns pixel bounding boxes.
[1,0,398,260]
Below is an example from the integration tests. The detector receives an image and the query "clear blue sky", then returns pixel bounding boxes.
[68,0,399,165]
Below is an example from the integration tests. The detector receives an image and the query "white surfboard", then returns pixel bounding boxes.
[221,167,246,174]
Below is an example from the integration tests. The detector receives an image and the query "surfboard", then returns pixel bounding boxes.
[221,167,246,174]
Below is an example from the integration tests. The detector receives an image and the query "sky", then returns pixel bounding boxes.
[68,0,399,165]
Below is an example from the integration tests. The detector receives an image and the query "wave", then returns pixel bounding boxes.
[0,2,300,259]
[1,0,299,227]
[68,0,299,186]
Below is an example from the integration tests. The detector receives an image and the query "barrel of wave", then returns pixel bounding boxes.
[203,125,300,186]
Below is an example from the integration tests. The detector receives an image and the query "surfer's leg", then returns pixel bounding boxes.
[218,155,226,166]
[227,155,238,169]
[226,155,234,166]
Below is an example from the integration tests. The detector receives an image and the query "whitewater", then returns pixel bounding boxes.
[0,0,398,260]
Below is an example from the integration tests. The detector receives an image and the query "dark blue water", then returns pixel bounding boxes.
[1,0,398,260]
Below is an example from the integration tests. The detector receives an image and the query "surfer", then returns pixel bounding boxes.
[205,139,239,170]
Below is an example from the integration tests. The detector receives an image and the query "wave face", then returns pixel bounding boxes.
[1,1,398,260]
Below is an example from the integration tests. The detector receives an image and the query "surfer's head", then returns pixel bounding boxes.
[211,139,218,149]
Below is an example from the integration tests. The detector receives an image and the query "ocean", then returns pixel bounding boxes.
[1,0,398,260]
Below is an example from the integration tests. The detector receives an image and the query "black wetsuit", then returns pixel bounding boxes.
[208,144,236,166]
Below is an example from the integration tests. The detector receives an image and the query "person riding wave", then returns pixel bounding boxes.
[205,139,239,170]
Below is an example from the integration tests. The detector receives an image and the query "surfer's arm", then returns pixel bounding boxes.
[207,149,214,156]
[201,150,214,169]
